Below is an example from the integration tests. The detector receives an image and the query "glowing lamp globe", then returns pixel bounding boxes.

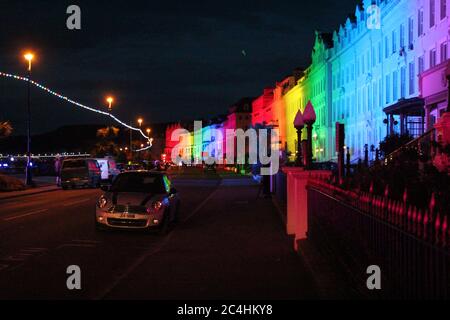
[303,101,316,125]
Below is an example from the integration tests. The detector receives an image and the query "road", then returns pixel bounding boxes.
[0,175,317,300]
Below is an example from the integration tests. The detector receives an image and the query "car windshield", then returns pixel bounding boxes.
[110,173,166,193]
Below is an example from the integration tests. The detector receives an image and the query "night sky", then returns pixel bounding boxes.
[0,0,357,135]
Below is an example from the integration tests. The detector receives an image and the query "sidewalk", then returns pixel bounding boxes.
[271,193,360,299]
[0,175,59,200]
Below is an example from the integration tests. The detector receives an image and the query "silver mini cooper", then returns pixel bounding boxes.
[95,171,180,232]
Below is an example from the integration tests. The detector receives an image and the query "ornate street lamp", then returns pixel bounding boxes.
[294,109,304,166]
[303,101,316,169]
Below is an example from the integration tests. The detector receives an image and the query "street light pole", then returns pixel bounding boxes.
[24,52,34,186]
[129,120,133,161]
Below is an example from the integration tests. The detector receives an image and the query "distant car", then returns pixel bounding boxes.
[61,158,101,189]
[95,171,180,233]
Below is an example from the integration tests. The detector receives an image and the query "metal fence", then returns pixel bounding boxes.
[307,177,449,299]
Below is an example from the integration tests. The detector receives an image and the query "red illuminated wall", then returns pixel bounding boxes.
[164,123,183,158]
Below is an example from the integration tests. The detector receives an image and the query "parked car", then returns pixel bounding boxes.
[95,157,121,183]
[95,171,180,233]
[61,158,101,189]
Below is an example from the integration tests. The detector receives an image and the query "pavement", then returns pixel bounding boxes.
[0,175,318,300]
[0,175,59,201]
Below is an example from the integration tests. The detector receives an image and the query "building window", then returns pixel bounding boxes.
[393,71,398,102]
[430,0,436,27]
[440,42,448,62]
[386,74,391,104]
[372,47,376,67]
[441,0,447,20]
[409,62,415,95]
[408,17,414,48]
[418,8,424,36]
[385,36,389,58]
[378,41,382,63]
[401,67,406,98]
[400,24,405,49]
[430,48,437,68]
[392,30,397,54]
[418,55,425,73]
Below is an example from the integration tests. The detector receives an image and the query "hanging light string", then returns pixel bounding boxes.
[0,71,150,141]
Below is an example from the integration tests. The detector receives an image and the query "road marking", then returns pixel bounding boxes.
[94,187,221,300]
[3,209,49,221]
[63,198,91,207]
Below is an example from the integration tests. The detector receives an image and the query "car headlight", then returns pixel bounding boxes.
[146,201,163,213]
[97,196,108,209]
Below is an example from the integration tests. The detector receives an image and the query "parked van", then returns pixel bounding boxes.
[95,157,120,183]
[61,158,101,189]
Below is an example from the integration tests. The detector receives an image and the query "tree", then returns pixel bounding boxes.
[0,121,12,139]
[92,126,120,157]
[379,133,414,157]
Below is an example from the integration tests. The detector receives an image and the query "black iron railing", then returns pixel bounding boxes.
[306,177,449,299]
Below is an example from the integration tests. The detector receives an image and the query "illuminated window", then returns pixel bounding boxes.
[408,17,414,47]
[430,0,436,27]
[385,36,389,58]
[400,67,406,98]
[392,30,397,54]
[400,24,405,49]
[385,74,391,104]
[409,62,415,95]
[418,8,424,36]
[393,71,398,102]
[418,55,425,73]
[441,0,447,20]
[430,48,437,68]
[440,42,448,62]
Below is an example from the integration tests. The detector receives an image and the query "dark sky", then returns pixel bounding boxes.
[0,0,357,135]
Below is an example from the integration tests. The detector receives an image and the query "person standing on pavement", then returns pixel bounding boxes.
[54,155,62,187]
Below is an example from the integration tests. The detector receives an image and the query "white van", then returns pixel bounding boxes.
[95,157,120,182]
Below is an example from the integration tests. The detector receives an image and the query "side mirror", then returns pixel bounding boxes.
[101,185,111,192]
[169,187,177,195]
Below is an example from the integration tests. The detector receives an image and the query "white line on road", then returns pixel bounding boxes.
[3,209,49,221]
[94,187,221,300]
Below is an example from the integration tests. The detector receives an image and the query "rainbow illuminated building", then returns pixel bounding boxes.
[167,0,449,166]
[280,0,450,162]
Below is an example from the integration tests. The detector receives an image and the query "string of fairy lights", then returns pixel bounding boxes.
[0,71,152,152]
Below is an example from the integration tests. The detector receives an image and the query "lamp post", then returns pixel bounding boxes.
[137,118,143,161]
[106,96,114,131]
[303,101,317,169]
[293,109,304,167]
[24,52,34,186]
[106,96,114,113]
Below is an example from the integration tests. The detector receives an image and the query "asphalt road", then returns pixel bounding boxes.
[0,176,317,300]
